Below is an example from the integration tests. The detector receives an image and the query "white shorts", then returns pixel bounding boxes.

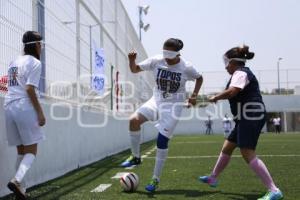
[136,96,183,138]
[4,99,45,146]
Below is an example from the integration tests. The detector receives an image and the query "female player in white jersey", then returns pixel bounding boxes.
[121,38,203,192]
[5,31,46,200]
[199,45,283,200]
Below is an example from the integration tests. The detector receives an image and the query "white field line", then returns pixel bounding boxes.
[91,184,112,192]
[142,146,156,157]
[173,141,221,144]
[125,165,137,169]
[144,154,300,159]
[111,172,128,179]
[149,146,156,152]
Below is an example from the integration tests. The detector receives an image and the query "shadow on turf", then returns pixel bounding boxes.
[0,142,155,200]
[135,190,264,200]
[220,191,263,200]
[136,190,220,198]
[0,158,120,200]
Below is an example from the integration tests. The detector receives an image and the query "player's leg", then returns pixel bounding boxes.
[223,129,226,138]
[121,97,157,167]
[199,140,236,187]
[145,102,182,192]
[240,148,283,200]
[8,144,37,199]
[16,145,27,193]
[7,104,44,199]
[239,118,283,200]
[5,106,28,199]
[13,144,37,182]
[276,125,280,134]
[199,123,238,187]
[121,113,148,167]
[145,133,169,192]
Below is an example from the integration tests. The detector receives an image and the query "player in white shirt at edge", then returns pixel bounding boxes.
[121,38,203,192]
[223,114,232,138]
[5,31,46,200]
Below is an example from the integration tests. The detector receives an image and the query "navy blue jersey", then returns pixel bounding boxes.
[226,67,265,120]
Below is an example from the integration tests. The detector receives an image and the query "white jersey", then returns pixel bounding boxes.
[273,118,281,125]
[223,117,232,130]
[4,55,41,107]
[138,55,202,103]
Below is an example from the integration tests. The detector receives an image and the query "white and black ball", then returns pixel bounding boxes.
[120,172,139,192]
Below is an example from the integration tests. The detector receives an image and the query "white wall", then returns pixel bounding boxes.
[0,97,157,197]
[174,95,300,135]
[263,95,300,112]
[294,86,300,95]
[173,101,231,135]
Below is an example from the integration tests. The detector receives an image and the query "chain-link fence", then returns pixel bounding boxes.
[0,0,155,112]
[186,68,300,96]
[1,0,299,113]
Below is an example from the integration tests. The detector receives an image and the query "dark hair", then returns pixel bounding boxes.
[225,45,255,59]
[22,31,43,60]
[163,38,184,52]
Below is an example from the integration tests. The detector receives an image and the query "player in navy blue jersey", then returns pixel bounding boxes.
[198,45,283,200]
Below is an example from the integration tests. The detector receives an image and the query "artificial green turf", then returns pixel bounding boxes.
[1,133,299,200]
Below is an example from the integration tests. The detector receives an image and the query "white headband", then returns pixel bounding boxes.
[223,55,246,66]
[163,50,180,59]
[23,40,44,45]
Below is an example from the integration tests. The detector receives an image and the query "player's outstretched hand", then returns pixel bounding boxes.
[187,97,197,108]
[128,51,137,62]
[208,96,217,103]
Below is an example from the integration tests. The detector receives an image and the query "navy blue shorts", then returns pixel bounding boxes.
[227,116,266,150]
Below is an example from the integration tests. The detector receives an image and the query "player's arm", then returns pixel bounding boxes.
[209,87,241,103]
[128,51,143,73]
[188,76,203,107]
[26,85,46,126]
[210,71,247,103]
[26,63,45,126]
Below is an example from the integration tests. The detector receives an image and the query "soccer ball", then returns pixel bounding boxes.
[120,172,139,192]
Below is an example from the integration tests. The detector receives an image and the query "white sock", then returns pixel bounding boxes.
[15,153,35,183]
[130,131,141,158]
[15,155,26,192]
[15,155,24,171]
[153,148,168,181]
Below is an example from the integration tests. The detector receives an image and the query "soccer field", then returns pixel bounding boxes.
[2,133,300,200]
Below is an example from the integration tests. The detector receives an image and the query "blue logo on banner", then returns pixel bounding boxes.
[95,51,104,70]
[93,76,105,91]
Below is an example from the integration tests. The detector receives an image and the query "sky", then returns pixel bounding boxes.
[121,0,300,73]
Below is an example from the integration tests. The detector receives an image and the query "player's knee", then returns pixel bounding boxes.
[240,148,255,163]
[222,146,234,155]
[156,133,169,149]
[129,117,141,131]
